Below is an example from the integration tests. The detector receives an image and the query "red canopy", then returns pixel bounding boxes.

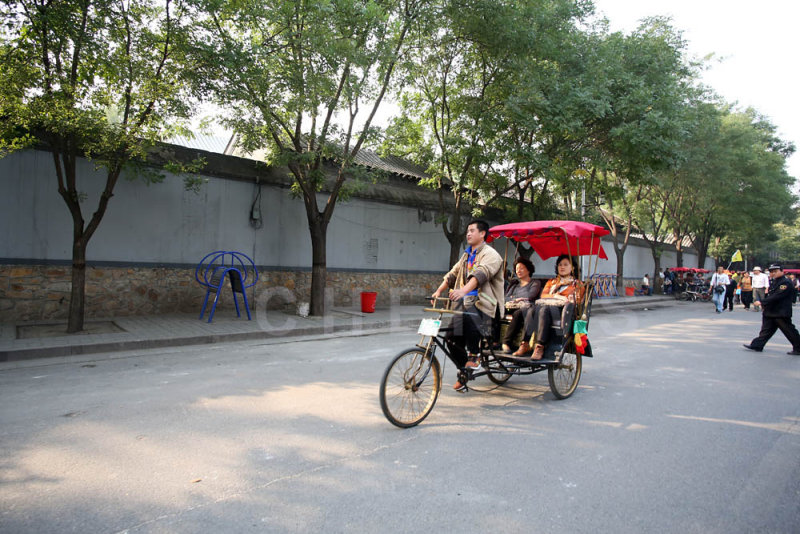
[670,267,691,273]
[487,220,609,260]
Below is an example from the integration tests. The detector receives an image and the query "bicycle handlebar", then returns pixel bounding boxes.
[423,307,464,315]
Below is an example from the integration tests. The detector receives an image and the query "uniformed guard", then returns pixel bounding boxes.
[743,263,800,355]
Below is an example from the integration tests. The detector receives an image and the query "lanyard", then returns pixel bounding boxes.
[463,246,479,296]
[465,246,478,270]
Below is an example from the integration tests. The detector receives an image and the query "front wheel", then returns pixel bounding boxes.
[548,352,582,399]
[380,348,441,428]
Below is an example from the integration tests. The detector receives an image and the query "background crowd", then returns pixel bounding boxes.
[658,266,800,312]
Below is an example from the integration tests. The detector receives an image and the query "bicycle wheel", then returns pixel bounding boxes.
[485,353,513,385]
[380,348,441,428]
[548,351,582,399]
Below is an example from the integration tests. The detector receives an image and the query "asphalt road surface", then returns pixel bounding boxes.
[1,302,799,533]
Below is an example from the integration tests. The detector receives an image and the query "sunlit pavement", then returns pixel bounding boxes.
[1,303,799,533]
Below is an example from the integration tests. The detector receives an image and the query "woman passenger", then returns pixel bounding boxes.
[501,257,542,352]
[513,254,584,360]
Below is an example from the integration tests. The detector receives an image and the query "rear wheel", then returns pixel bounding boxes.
[548,352,582,399]
[485,353,513,385]
[380,348,441,428]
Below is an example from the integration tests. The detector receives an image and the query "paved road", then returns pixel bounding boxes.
[1,303,799,533]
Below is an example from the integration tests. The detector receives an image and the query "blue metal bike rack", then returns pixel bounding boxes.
[195,251,259,323]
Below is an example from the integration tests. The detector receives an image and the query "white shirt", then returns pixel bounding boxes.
[710,273,730,287]
[751,272,770,289]
[642,276,650,286]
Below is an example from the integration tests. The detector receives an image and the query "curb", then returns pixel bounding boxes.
[0,298,681,363]
[0,319,421,363]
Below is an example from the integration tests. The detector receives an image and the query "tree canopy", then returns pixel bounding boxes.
[0,0,200,331]
[2,0,797,319]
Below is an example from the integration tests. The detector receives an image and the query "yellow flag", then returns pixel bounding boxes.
[731,250,743,262]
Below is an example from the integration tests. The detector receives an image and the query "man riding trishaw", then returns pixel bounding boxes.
[380,219,609,428]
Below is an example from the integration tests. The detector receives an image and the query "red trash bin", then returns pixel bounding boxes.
[625,287,635,296]
[360,291,378,313]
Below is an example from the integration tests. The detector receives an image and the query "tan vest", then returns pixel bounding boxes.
[444,242,505,317]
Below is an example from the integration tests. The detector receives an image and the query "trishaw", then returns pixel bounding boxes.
[379,220,610,428]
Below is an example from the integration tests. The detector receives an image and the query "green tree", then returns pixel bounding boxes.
[772,212,800,261]
[588,18,695,290]
[494,8,601,225]
[687,108,796,267]
[191,0,424,315]
[0,0,198,332]
[597,173,641,290]
[382,0,590,265]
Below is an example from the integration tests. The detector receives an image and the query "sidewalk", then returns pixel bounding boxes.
[0,295,677,363]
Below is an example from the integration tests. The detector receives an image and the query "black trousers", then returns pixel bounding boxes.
[502,308,526,346]
[523,303,562,347]
[723,290,735,310]
[444,305,487,368]
[749,315,800,351]
[741,290,753,309]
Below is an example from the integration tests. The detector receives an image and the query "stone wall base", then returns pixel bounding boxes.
[0,264,441,322]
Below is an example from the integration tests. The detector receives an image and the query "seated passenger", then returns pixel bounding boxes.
[501,257,542,352]
[513,254,584,360]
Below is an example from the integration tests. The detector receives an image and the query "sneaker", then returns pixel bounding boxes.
[742,344,763,352]
[453,380,467,391]
[465,356,482,371]
[788,350,800,356]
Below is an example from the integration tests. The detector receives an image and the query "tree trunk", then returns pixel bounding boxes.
[444,209,465,267]
[67,238,87,333]
[697,248,708,269]
[516,185,526,221]
[674,233,683,267]
[652,254,662,293]
[615,247,625,294]
[308,218,328,316]
[647,245,662,293]
[448,232,463,267]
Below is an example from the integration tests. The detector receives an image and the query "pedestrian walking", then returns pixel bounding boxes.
[740,270,753,310]
[751,266,770,312]
[723,273,737,312]
[663,268,674,294]
[743,264,800,355]
[709,266,729,313]
[732,270,742,304]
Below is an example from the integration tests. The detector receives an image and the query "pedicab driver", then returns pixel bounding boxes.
[431,220,505,390]
[743,263,800,355]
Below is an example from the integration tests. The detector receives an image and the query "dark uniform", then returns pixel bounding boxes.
[745,265,800,354]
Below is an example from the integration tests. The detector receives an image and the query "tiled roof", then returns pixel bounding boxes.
[223,133,429,181]
[351,149,429,180]
[167,134,232,154]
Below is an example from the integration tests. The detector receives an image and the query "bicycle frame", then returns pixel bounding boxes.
[417,300,561,390]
